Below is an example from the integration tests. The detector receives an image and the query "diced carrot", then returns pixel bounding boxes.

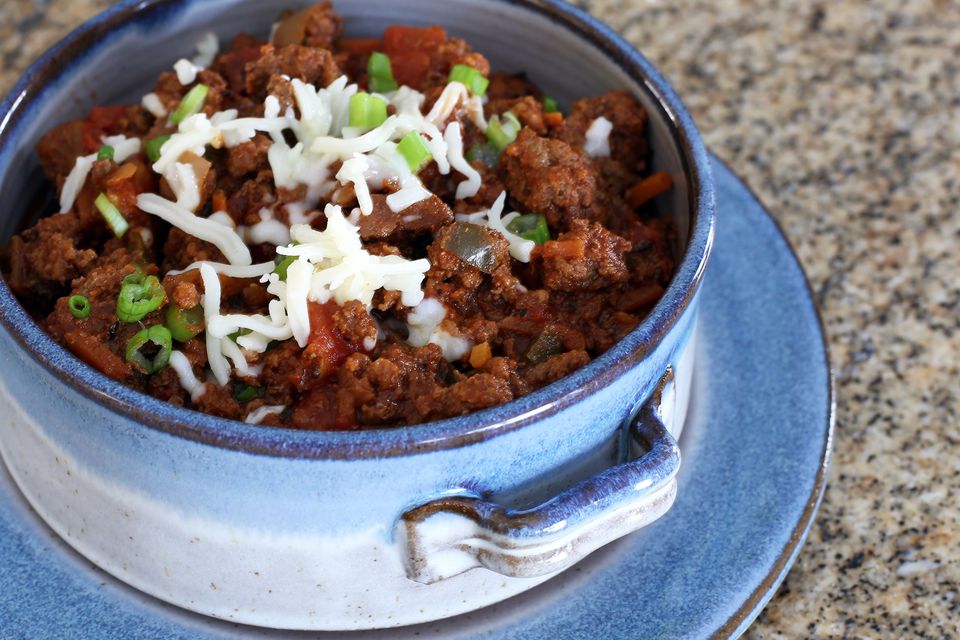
[540,238,586,259]
[382,25,446,54]
[543,112,564,127]
[338,38,381,56]
[212,189,228,214]
[625,171,673,208]
[469,342,492,369]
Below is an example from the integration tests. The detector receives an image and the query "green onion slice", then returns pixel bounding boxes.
[543,95,560,114]
[94,193,129,238]
[165,304,204,342]
[465,142,500,167]
[367,52,398,94]
[273,254,296,281]
[145,135,170,163]
[448,64,489,97]
[487,111,522,152]
[170,83,209,125]
[506,213,551,244]
[68,295,91,319]
[97,145,115,161]
[396,131,432,173]
[348,92,388,131]
[233,383,262,402]
[117,274,165,323]
[125,325,173,374]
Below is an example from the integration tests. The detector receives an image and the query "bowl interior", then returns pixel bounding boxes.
[0,0,710,455]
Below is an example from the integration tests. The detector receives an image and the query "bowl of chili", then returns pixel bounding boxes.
[0,0,714,630]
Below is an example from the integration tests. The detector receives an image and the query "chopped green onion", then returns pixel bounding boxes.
[233,383,262,402]
[367,52,398,93]
[94,193,129,238]
[116,274,165,323]
[68,295,91,319]
[170,83,209,125]
[165,304,204,342]
[543,95,560,114]
[466,142,500,167]
[97,145,115,161]
[507,213,551,244]
[274,255,296,281]
[487,111,522,152]
[145,135,170,163]
[396,131,432,173]
[448,64,489,96]
[349,92,388,131]
[125,325,173,374]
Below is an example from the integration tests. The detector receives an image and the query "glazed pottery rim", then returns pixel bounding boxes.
[0,0,716,459]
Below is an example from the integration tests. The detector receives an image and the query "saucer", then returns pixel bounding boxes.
[0,156,832,639]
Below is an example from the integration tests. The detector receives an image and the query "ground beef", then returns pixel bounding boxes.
[358,194,453,241]
[500,128,608,230]
[244,44,341,99]
[539,220,631,291]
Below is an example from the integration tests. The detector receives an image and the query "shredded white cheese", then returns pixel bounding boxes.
[163,162,201,212]
[102,135,142,163]
[166,260,276,278]
[584,116,613,158]
[169,351,207,401]
[456,191,536,263]
[174,59,202,85]
[58,135,141,214]
[199,263,232,386]
[406,298,472,361]
[241,209,291,246]
[192,32,219,68]
[137,193,252,265]
[444,122,481,200]
[244,405,286,424]
[278,204,430,312]
[141,93,168,119]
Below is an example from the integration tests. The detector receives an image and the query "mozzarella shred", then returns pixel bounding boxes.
[406,298,472,362]
[584,116,613,157]
[444,122,481,200]
[141,93,168,118]
[137,193,252,266]
[169,351,207,401]
[245,405,286,424]
[59,135,141,214]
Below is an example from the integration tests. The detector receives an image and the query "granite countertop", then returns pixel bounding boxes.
[2,0,958,636]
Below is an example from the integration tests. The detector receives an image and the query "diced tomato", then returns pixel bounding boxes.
[382,25,446,54]
[301,301,356,381]
[389,51,431,88]
[338,38,381,56]
[82,105,131,151]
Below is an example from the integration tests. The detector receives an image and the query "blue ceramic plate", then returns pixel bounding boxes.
[0,157,832,639]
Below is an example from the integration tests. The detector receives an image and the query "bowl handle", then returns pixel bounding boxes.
[397,370,681,584]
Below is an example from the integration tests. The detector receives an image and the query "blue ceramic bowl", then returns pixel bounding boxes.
[0,0,715,630]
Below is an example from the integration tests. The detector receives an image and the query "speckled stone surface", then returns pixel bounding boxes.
[1,0,958,636]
